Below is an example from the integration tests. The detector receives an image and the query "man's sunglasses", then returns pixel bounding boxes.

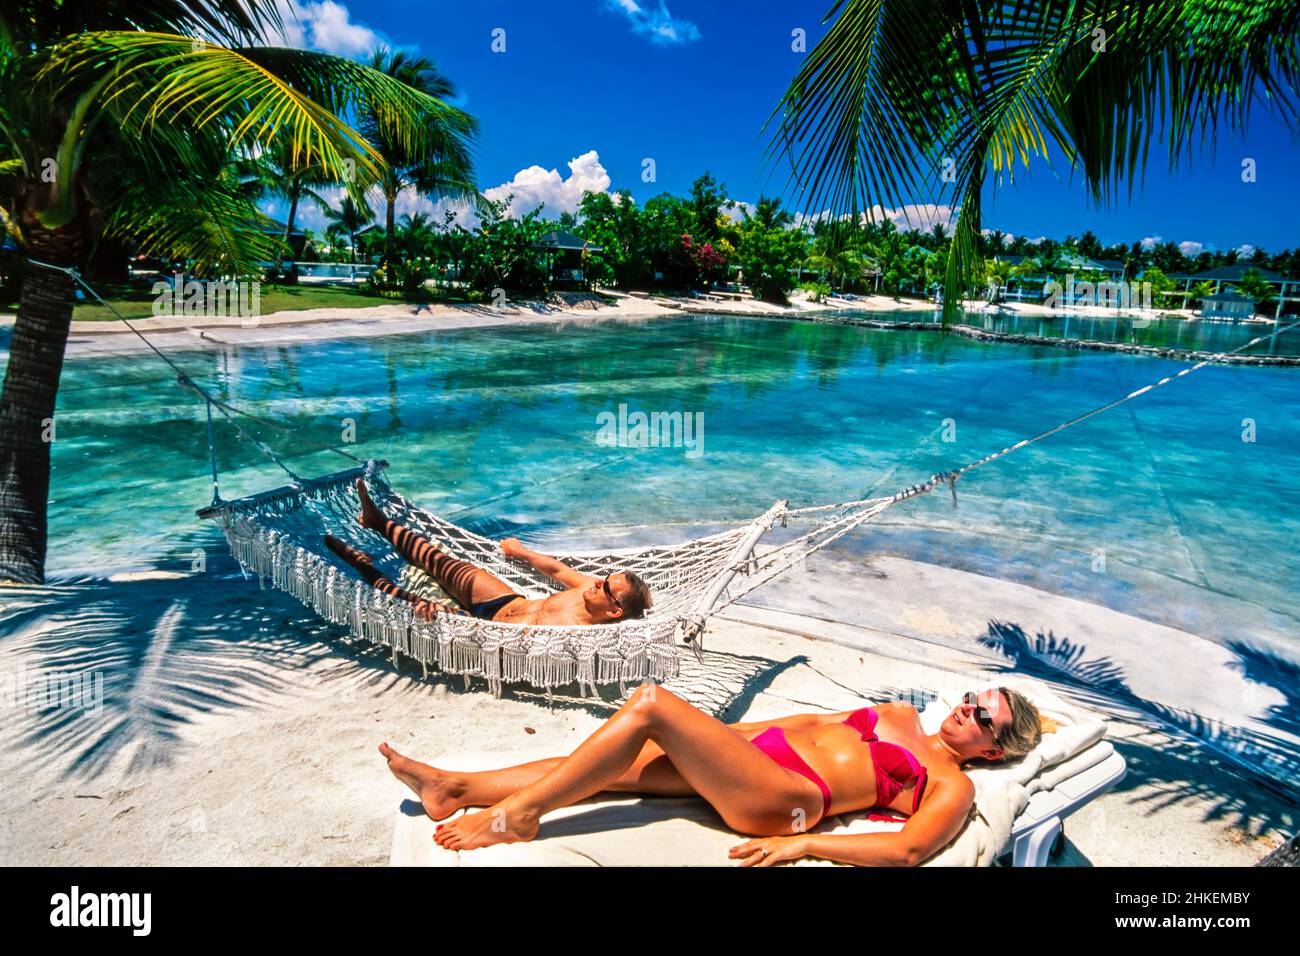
[962,691,1005,745]
[602,576,624,611]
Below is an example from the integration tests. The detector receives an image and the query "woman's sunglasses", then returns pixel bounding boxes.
[962,691,1005,745]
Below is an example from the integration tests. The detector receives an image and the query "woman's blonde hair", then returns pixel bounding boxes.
[994,687,1054,761]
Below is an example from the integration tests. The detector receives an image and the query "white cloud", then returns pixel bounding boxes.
[266,1,384,57]
[723,200,757,221]
[1140,236,1161,250]
[1178,240,1204,257]
[864,203,957,231]
[482,150,612,220]
[1235,243,1256,257]
[606,0,701,45]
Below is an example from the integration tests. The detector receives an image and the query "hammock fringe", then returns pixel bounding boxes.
[203,461,894,698]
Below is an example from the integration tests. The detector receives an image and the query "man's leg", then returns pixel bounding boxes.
[355,479,514,608]
[325,536,458,620]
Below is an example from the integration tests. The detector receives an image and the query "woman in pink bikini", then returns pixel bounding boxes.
[379,684,1047,866]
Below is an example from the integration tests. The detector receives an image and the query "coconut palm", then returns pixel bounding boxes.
[0,2,478,583]
[767,0,1300,324]
[360,48,480,267]
[805,233,873,291]
[1235,269,1278,309]
[242,136,337,254]
[745,196,796,230]
[321,195,375,261]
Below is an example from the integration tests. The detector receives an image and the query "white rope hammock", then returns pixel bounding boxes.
[197,459,910,698]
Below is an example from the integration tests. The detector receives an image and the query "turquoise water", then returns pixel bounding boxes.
[947,310,1300,355]
[22,314,1300,658]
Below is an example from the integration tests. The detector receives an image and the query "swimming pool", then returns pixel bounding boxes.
[29,313,1300,661]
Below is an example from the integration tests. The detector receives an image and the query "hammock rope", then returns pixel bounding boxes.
[25,257,1300,698]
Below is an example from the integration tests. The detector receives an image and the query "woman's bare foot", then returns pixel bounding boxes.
[355,478,386,531]
[378,742,467,821]
[433,796,540,851]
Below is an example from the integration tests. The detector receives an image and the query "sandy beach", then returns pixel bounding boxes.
[0,551,1293,866]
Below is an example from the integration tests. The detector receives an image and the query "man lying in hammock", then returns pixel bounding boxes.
[324,479,653,625]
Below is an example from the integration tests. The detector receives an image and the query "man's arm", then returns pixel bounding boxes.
[499,538,595,589]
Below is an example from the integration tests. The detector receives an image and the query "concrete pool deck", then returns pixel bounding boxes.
[0,555,1293,866]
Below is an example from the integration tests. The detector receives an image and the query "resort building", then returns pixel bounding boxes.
[534,229,602,288]
[1168,262,1299,317]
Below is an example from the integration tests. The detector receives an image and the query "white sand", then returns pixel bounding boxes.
[0,557,1291,866]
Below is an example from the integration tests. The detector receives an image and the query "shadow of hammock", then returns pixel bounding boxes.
[443,645,795,720]
[0,529,799,778]
[981,620,1300,842]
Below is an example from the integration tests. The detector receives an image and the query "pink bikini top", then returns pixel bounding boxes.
[843,707,928,818]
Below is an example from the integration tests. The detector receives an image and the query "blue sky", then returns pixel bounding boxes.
[274,0,1299,255]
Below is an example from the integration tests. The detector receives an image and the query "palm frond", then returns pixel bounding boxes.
[38,32,386,184]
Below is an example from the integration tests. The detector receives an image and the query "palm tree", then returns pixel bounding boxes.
[0,2,477,583]
[746,196,795,230]
[805,232,873,291]
[321,195,374,261]
[360,48,479,267]
[766,0,1300,324]
[243,137,336,255]
[1235,269,1278,314]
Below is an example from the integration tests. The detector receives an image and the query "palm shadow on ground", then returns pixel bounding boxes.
[0,527,793,783]
[980,620,1299,848]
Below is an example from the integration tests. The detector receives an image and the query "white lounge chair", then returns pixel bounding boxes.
[390,681,1124,867]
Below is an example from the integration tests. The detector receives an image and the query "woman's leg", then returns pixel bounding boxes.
[379,739,694,821]
[432,686,823,850]
[355,479,513,607]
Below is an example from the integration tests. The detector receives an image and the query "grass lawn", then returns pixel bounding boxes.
[1,280,479,322]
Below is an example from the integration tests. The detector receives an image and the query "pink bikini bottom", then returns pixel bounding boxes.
[750,727,832,823]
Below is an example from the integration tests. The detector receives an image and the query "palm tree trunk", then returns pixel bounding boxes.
[0,258,76,583]
[284,191,300,255]
[384,194,395,266]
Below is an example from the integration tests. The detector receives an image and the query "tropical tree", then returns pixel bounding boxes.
[0,1,477,582]
[321,195,374,260]
[1235,269,1278,311]
[767,0,1300,324]
[736,213,807,302]
[359,48,479,268]
[243,135,335,256]
[805,231,872,291]
[462,196,549,294]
